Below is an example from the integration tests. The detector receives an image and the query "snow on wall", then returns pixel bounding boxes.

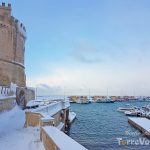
[42,126,88,150]
[29,100,70,117]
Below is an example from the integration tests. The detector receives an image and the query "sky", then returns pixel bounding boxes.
[3,0,150,96]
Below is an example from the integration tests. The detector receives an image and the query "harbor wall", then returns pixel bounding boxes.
[25,110,64,128]
[40,128,59,150]
[40,126,88,150]
[128,118,150,137]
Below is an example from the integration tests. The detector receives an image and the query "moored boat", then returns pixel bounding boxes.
[117,107,134,112]
[96,98,114,103]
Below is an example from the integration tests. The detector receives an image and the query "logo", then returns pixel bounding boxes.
[117,138,150,145]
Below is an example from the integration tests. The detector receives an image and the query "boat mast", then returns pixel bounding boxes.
[64,87,65,101]
[106,88,108,99]
[89,88,91,99]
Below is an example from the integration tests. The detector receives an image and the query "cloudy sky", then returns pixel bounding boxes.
[6,0,150,96]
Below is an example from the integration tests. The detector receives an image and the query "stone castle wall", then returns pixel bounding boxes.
[0,3,26,87]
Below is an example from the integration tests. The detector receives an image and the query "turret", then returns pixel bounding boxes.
[0,2,11,18]
[0,2,26,87]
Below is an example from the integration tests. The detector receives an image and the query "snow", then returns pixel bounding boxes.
[26,99,42,107]
[0,106,44,150]
[0,95,16,100]
[31,101,62,116]
[62,100,70,109]
[27,100,70,118]
[40,112,54,122]
[69,112,76,123]
[43,126,88,150]
[128,117,150,132]
[10,83,17,94]
[0,83,16,100]
[57,122,64,130]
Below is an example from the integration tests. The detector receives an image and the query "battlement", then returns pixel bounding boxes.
[0,2,11,8]
[0,3,26,34]
[16,20,26,37]
[0,2,11,17]
[0,2,26,87]
[10,16,26,34]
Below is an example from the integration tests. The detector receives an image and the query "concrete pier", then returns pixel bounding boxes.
[128,117,150,137]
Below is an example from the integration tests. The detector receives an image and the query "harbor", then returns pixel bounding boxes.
[1,1,150,150]
[69,101,150,150]
[68,95,150,104]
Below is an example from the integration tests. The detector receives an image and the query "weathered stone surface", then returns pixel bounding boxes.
[0,97,16,112]
[16,87,35,109]
[0,3,26,87]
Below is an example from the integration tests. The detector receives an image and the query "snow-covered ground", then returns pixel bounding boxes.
[0,106,44,150]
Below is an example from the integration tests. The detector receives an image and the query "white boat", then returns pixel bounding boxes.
[125,110,139,116]
[117,107,134,112]
[77,96,90,104]
[96,89,114,103]
[97,98,114,103]
[69,112,76,123]
[124,109,143,117]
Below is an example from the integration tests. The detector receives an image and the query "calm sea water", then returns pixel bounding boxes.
[68,102,150,150]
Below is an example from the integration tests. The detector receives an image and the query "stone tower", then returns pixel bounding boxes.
[0,2,26,87]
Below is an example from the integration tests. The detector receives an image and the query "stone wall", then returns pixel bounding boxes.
[0,97,16,112]
[0,3,26,87]
[25,110,62,128]
[16,87,35,109]
[40,128,59,150]
[0,60,25,86]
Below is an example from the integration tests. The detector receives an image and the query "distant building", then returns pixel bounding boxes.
[69,96,89,103]
[0,2,26,87]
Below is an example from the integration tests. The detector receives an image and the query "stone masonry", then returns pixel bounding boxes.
[0,2,26,87]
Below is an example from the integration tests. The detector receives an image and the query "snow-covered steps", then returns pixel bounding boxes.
[41,126,88,150]
[128,117,150,137]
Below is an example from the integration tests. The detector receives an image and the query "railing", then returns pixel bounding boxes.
[0,86,10,96]
[0,83,17,98]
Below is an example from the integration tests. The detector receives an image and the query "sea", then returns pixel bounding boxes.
[68,101,150,150]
